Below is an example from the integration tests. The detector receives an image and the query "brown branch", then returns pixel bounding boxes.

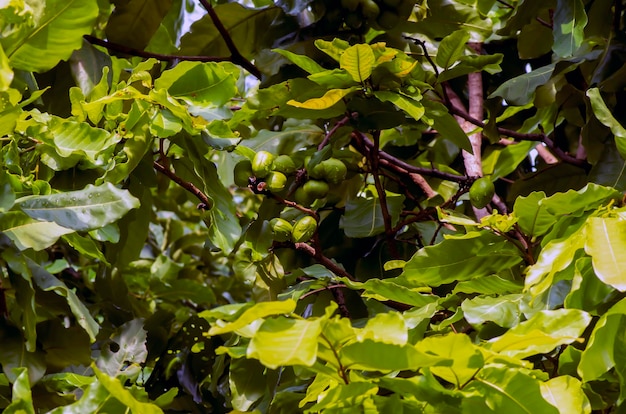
[318,115,352,151]
[84,35,230,63]
[270,193,318,218]
[496,0,551,28]
[294,242,355,281]
[153,161,212,209]
[198,0,262,79]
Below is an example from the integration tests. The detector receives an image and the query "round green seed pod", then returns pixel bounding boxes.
[272,155,297,175]
[303,180,330,199]
[292,216,318,243]
[252,151,275,178]
[234,159,253,187]
[469,177,495,208]
[270,218,293,242]
[320,158,348,184]
[266,171,287,192]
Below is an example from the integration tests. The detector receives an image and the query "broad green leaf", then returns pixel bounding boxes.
[374,91,425,121]
[399,232,523,287]
[0,44,13,90]
[272,49,325,74]
[3,0,98,72]
[105,0,173,50]
[524,227,585,296]
[152,279,216,306]
[564,257,614,312]
[4,368,34,414]
[489,64,555,105]
[94,366,163,413]
[422,99,472,152]
[208,300,296,335]
[314,38,351,62]
[482,141,535,180]
[308,382,378,412]
[308,68,358,89]
[96,319,147,379]
[229,358,267,411]
[415,334,484,386]
[465,367,559,414]
[339,194,404,238]
[247,316,321,368]
[0,211,74,251]
[340,278,436,308]
[341,340,450,371]
[462,294,523,328]
[453,275,523,295]
[584,217,626,291]
[587,87,626,161]
[437,54,503,82]
[287,87,358,110]
[578,298,626,381]
[436,30,470,70]
[178,3,284,60]
[489,309,591,359]
[154,61,239,107]
[359,312,408,345]
[0,337,46,384]
[540,376,591,414]
[62,233,108,264]
[340,44,376,83]
[46,380,116,413]
[39,373,94,393]
[16,182,140,232]
[552,0,587,58]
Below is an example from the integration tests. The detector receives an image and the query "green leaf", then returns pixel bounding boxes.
[466,367,559,414]
[0,45,13,91]
[0,211,74,251]
[154,61,239,107]
[489,309,591,359]
[340,278,436,308]
[552,0,587,58]
[94,366,164,413]
[564,257,614,312]
[341,340,450,371]
[578,298,626,381]
[415,334,483,386]
[339,194,404,238]
[340,44,376,83]
[2,0,98,72]
[47,380,115,413]
[16,182,140,232]
[4,368,34,414]
[437,54,503,82]
[178,3,284,60]
[489,64,556,105]
[96,319,147,379]
[422,100,472,152]
[229,358,267,411]
[0,337,46,385]
[208,299,296,335]
[287,87,358,110]
[587,87,626,161]
[308,68,358,89]
[462,294,523,328]
[272,49,325,74]
[540,376,591,414]
[374,91,425,121]
[436,30,470,70]
[398,232,523,287]
[359,312,408,345]
[453,275,523,295]
[482,141,535,180]
[584,217,626,291]
[308,382,378,412]
[247,316,321,368]
[314,38,350,62]
[62,232,109,264]
[105,0,174,50]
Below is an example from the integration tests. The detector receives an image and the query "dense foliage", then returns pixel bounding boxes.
[1,0,626,412]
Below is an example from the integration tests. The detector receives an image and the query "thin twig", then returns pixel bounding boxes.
[294,242,355,281]
[153,161,212,209]
[198,0,262,79]
[84,35,230,63]
[318,115,352,150]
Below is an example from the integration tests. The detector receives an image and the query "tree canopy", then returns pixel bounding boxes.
[1,0,626,412]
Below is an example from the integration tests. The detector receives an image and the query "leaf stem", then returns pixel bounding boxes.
[153,161,213,209]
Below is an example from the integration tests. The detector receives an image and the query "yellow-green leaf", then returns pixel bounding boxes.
[287,87,357,110]
[340,44,376,83]
[584,217,626,291]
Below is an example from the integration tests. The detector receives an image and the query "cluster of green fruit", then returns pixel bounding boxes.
[234,150,350,207]
[270,216,318,243]
[313,0,415,32]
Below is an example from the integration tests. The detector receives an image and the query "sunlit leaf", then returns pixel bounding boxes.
[341,340,450,371]
[415,334,483,386]
[436,30,470,70]
[541,376,591,414]
[94,366,163,413]
[3,368,34,414]
[462,294,523,328]
[374,91,425,121]
[587,87,626,161]
[208,300,296,335]
[272,48,325,74]
[340,44,376,83]
[287,87,358,110]
[0,211,74,251]
[584,217,626,291]
[552,0,587,58]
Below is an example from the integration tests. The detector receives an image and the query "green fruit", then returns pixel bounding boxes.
[292,216,317,243]
[272,155,296,175]
[294,186,315,207]
[270,218,293,242]
[234,160,253,187]
[266,171,287,192]
[320,158,348,184]
[307,160,326,179]
[361,0,380,19]
[469,177,495,208]
[377,10,400,29]
[303,180,330,199]
[341,0,360,12]
[252,151,275,178]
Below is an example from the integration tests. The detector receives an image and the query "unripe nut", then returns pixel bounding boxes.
[270,218,293,242]
[292,216,317,243]
[266,171,287,192]
[469,177,495,209]
[234,160,253,187]
[252,150,275,178]
[320,158,347,184]
[303,180,330,199]
[272,155,296,175]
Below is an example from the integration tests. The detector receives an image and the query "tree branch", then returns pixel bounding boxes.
[84,35,231,63]
[294,242,355,281]
[153,161,213,209]
[198,0,262,79]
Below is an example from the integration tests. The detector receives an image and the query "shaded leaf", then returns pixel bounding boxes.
[272,48,325,74]
[339,194,404,238]
[587,87,626,161]
[97,319,147,379]
[552,0,587,58]
[489,64,555,105]
[4,368,34,414]
[106,0,174,50]
[94,366,163,413]
[0,211,73,251]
